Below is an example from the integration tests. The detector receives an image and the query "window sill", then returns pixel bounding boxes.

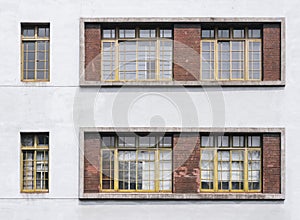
[80,192,284,200]
[80,80,285,87]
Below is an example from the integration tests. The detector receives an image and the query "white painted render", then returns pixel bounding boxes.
[0,0,299,219]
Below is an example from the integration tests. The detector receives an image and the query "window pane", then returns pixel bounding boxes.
[160,29,172,38]
[218,29,229,38]
[201,136,214,147]
[140,29,156,38]
[248,29,261,38]
[233,29,245,38]
[119,29,136,38]
[21,134,34,146]
[23,28,35,37]
[202,29,215,38]
[103,29,115,38]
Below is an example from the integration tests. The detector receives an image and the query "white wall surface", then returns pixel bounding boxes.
[0,0,299,219]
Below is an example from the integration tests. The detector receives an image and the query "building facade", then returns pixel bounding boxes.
[0,0,298,219]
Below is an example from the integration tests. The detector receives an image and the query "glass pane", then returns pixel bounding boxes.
[233,29,245,38]
[102,136,115,148]
[140,29,156,38]
[37,134,49,145]
[160,29,172,38]
[233,136,244,147]
[218,29,229,38]
[119,136,136,147]
[202,29,214,38]
[23,27,35,37]
[201,136,214,147]
[248,136,261,147]
[21,134,34,146]
[103,29,115,38]
[119,29,136,38]
[217,136,229,147]
[248,29,261,38]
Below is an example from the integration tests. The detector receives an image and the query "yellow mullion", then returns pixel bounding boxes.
[156,30,160,80]
[213,149,218,192]
[155,149,160,192]
[99,149,103,191]
[244,149,249,192]
[20,150,24,192]
[114,148,118,191]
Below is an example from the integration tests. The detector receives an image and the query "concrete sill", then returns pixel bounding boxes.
[80,192,285,200]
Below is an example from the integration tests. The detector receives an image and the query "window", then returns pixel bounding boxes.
[21,133,49,192]
[101,27,173,81]
[21,24,50,81]
[201,26,262,81]
[200,134,261,192]
[100,134,172,192]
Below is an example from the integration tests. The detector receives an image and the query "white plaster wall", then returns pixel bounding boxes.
[0,0,299,219]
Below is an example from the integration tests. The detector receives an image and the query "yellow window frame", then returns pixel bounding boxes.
[99,134,172,193]
[199,134,261,193]
[200,27,262,81]
[101,27,173,82]
[20,133,49,193]
[21,24,50,82]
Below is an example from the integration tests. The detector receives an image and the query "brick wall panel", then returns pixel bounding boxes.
[173,133,200,193]
[84,132,101,193]
[263,24,281,81]
[174,24,201,81]
[85,24,101,81]
[262,133,281,193]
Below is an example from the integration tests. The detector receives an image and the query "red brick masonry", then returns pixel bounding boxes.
[263,133,281,193]
[263,24,281,81]
[174,24,201,81]
[84,24,101,81]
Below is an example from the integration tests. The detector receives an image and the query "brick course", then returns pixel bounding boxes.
[262,133,281,193]
[263,24,281,81]
[85,24,101,81]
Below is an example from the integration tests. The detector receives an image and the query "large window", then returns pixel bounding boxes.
[200,134,261,192]
[21,24,50,81]
[21,133,49,192]
[100,134,172,192]
[201,26,261,81]
[101,27,173,81]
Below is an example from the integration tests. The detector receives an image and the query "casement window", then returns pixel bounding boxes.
[21,133,49,192]
[200,134,261,192]
[201,26,262,81]
[21,24,50,81]
[100,134,172,192]
[101,27,173,81]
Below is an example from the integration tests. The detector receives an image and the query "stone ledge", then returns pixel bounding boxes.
[80,192,285,200]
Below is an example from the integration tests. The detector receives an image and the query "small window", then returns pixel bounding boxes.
[21,133,49,192]
[21,24,50,81]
